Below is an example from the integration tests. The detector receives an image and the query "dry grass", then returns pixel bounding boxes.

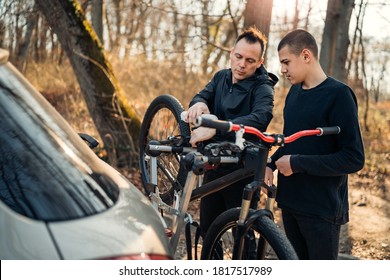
[24,61,97,135]
[108,54,210,117]
[359,101,390,176]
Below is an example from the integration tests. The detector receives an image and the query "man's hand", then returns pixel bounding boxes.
[275,155,293,176]
[186,102,210,124]
[189,127,216,147]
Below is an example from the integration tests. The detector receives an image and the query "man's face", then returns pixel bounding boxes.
[278,45,306,85]
[230,39,263,83]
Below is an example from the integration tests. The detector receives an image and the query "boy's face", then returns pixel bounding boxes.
[278,45,307,85]
[230,39,263,83]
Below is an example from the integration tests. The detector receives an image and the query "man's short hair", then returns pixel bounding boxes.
[277,29,319,59]
[235,26,267,59]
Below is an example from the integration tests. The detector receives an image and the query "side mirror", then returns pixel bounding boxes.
[78,133,99,149]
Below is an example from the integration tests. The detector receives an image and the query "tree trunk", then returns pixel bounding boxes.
[91,0,104,43]
[200,0,211,74]
[38,17,48,62]
[35,0,141,167]
[16,7,38,71]
[303,0,313,30]
[292,0,299,30]
[243,0,273,62]
[320,0,354,82]
[0,19,5,48]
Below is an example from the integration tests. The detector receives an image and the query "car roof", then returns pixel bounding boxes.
[0,49,9,65]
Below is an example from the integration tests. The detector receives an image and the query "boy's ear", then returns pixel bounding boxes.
[302,49,311,62]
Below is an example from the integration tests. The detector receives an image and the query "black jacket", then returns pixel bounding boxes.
[269,77,365,224]
[189,65,278,142]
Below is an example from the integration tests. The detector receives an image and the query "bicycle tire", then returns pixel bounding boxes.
[201,208,298,260]
[139,94,190,204]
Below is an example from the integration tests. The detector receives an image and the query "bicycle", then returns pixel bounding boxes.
[196,117,340,260]
[139,94,340,259]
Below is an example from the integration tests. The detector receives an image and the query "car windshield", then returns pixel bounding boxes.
[0,64,119,222]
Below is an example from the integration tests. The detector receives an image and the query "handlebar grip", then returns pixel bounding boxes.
[317,126,341,136]
[195,116,232,132]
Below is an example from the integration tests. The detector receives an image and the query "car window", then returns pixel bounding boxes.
[0,69,119,222]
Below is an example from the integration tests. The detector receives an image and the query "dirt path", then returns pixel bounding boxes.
[338,173,390,259]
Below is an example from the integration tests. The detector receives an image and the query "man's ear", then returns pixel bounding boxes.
[257,58,264,68]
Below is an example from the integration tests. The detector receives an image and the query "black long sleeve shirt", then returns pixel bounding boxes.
[269,77,365,224]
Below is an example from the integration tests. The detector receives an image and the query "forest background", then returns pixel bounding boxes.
[0,0,389,259]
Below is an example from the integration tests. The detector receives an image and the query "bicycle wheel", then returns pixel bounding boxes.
[139,94,190,204]
[201,208,298,260]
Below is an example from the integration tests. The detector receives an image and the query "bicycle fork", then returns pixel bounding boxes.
[233,181,258,260]
[233,181,277,260]
[232,144,275,260]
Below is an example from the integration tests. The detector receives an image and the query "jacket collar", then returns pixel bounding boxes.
[228,65,278,90]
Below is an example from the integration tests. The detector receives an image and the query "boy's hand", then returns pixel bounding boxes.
[275,155,293,176]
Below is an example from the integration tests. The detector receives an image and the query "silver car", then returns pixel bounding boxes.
[0,49,171,260]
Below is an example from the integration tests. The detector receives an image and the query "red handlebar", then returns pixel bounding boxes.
[230,124,326,144]
[196,116,340,146]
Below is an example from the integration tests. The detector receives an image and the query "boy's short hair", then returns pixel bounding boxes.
[278,29,319,59]
[235,26,267,59]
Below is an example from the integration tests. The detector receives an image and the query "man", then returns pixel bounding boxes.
[185,26,278,248]
[265,29,365,259]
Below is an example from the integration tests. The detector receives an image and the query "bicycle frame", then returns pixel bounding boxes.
[148,134,275,258]
[148,151,246,256]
